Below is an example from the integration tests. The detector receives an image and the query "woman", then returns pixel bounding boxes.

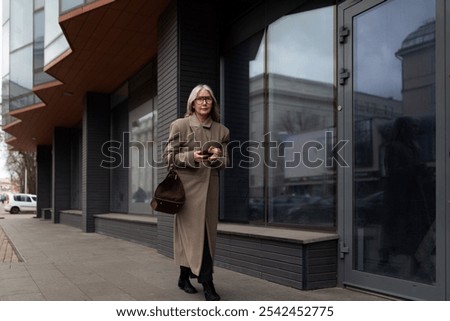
[164,84,230,301]
[381,117,432,275]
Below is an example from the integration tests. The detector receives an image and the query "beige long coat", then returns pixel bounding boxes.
[164,115,230,276]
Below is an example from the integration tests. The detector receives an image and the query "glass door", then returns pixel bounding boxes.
[339,0,445,300]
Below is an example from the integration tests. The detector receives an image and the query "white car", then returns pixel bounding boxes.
[4,193,37,214]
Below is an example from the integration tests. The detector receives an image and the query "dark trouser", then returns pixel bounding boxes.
[198,231,213,283]
[182,229,213,283]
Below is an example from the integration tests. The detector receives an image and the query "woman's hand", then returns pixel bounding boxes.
[194,150,207,163]
[194,147,222,163]
[207,146,222,161]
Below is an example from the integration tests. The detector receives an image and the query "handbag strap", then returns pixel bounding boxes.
[167,152,175,171]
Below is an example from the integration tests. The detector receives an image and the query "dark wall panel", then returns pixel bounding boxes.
[60,212,82,229]
[53,127,72,223]
[36,145,52,219]
[95,218,157,247]
[216,233,337,290]
[82,92,111,232]
[70,129,82,210]
[110,100,129,213]
[156,1,179,257]
[178,0,220,108]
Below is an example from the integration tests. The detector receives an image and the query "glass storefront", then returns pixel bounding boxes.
[266,7,336,227]
[129,100,157,214]
[109,62,158,215]
[223,3,336,228]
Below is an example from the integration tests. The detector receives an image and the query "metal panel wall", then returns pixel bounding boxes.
[60,212,82,229]
[95,218,157,247]
[53,127,72,223]
[81,92,111,232]
[70,129,82,210]
[178,0,220,106]
[36,145,52,219]
[156,0,179,256]
[216,233,337,290]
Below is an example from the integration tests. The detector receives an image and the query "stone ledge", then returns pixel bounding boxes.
[94,213,157,225]
[218,223,338,245]
[60,210,82,216]
[93,213,336,245]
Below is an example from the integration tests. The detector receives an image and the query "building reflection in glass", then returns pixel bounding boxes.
[353,0,436,285]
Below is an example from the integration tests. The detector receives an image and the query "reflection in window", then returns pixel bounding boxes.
[60,0,84,13]
[8,0,41,111]
[45,0,70,66]
[223,4,336,228]
[10,0,33,52]
[129,100,157,214]
[2,4,10,122]
[10,45,38,110]
[34,8,54,85]
[352,0,436,284]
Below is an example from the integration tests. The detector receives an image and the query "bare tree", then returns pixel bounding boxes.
[6,150,37,194]
[0,111,36,194]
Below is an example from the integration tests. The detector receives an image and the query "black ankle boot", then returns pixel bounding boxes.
[178,267,197,294]
[202,281,220,301]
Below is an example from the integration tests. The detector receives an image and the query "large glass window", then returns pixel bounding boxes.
[35,0,45,10]
[128,99,157,214]
[109,62,157,215]
[60,0,97,14]
[110,95,129,213]
[9,0,41,111]
[60,0,84,14]
[10,46,34,110]
[10,0,33,52]
[266,7,335,227]
[34,8,54,85]
[223,3,336,228]
[45,0,70,66]
[2,0,11,121]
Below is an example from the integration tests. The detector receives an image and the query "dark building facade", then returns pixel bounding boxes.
[2,0,449,300]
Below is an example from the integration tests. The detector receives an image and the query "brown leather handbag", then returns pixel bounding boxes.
[151,166,185,214]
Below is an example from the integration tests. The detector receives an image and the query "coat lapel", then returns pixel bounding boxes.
[189,115,212,142]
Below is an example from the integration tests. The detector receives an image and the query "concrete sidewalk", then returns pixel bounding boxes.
[0,213,388,301]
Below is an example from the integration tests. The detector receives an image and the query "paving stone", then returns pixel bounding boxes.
[0,213,388,301]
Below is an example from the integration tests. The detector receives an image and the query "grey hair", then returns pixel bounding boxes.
[185,84,220,122]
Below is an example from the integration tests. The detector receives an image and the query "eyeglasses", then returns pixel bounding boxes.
[195,96,213,104]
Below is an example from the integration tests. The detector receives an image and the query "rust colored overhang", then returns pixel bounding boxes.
[6,0,170,152]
